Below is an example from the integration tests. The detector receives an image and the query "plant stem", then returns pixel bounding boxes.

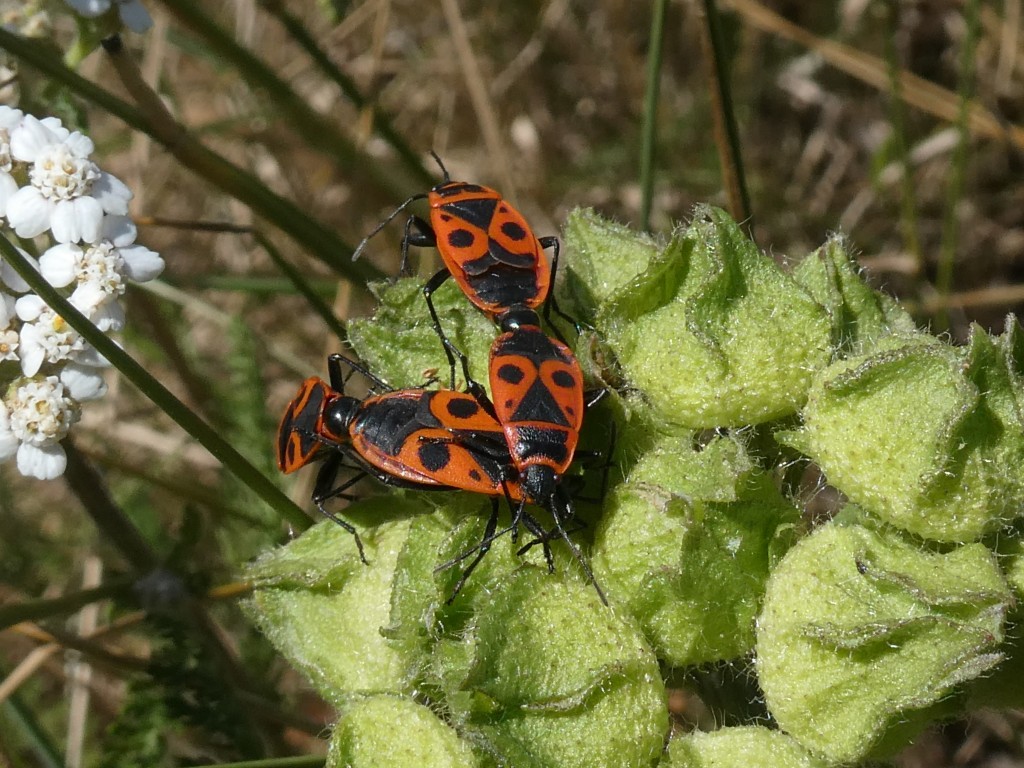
[150,0,419,200]
[256,0,433,187]
[935,0,980,331]
[0,28,380,283]
[255,231,350,346]
[697,0,752,225]
[882,1,923,279]
[0,581,134,633]
[63,441,163,570]
[1,695,63,768]
[639,0,668,232]
[0,237,311,532]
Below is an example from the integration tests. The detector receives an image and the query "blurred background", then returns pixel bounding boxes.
[1,1,1022,765]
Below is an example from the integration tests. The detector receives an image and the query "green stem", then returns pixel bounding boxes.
[1,695,64,768]
[62,440,162,571]
[882,2,923,278]
[0,237,311,532]
[639,0,668,232]
[256,0,433,187]
[935,0,980,331]
[151,0,419,199]
[255,231,350,345]
[0,29,380,283]
[0,579,135,633]
[698,0,752,226]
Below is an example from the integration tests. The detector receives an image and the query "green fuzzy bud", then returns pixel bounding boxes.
[593,433,800,665]
[347,277,496,392]
[244,500,420,704]
[664,726,828,768]
[328,696,477,768]
[791,234,917,354]
[563,208,663,320]
[756,522,1009,763]
[447,568,668,768]
[780,321,1024,541]
[581,206,831,428]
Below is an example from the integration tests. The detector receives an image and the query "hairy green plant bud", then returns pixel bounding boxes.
[593,433,799,665]
[245,503,417,704]
[757,521,1009,763]
[348,277,495,391]
[569,206,831,428]
[328,696,476,768]
[664,726,828,768]
[791,233,916,354]
[780,318,1024,541]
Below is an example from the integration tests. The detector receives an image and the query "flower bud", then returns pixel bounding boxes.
[780,317,1024,541]
[756,522,1009,763]
[570,206,831,427]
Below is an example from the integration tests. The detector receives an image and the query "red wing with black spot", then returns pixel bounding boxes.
[276,377,331,474]
[348,389,522,500]
[489,326,585,475]
[428,181,550,316]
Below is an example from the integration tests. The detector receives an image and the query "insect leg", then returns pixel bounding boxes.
[445,497,502,603]
[311,454,368,564]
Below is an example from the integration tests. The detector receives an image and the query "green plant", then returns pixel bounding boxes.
[246,207,1024,767]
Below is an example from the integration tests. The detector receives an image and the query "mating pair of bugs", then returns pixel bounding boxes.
[275,155,607,603]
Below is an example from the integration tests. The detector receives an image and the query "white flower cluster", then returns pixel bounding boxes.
[0,107,163,479]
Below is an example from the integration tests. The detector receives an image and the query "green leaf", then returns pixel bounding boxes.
[756,522,1009,763]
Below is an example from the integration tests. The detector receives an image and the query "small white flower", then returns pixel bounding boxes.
[64,0,153,33]
[15,294,90,376]
[6,115,132,243]
[60,363,107,401]
[0,401,18,461]
[0,328,18,361]
[37,217,162,331]
[0,105,23,219]
[1,375,80,479]
[40,221,163,291]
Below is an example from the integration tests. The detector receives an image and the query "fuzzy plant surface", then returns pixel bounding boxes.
[248,207,1022,767]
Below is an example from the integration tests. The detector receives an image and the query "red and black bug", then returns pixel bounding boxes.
[275,354,603,600]
[348,157,607,602]
[351,153,575,388]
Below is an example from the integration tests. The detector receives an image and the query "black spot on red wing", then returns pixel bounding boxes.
[448,229,475,248]
[497,363,525,384]
[440,213,453,222]
[442,197,498,229]
[504,399,515,409]
[501,221,527,241]
[418,442,451,472]
[446,398,480,420]
[436,182,486,198]
[510,379,572,427]
[551,370,576,388]
[468,468,482,482]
